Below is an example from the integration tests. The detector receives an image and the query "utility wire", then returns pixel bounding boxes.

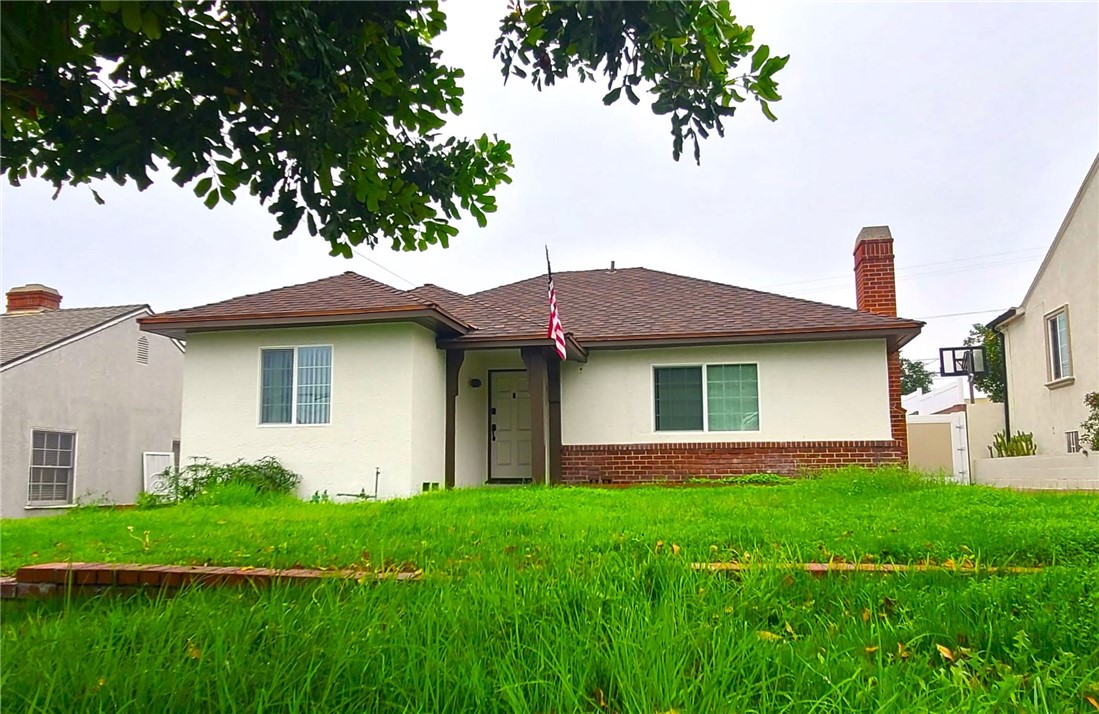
[351,248,418,288]
[763,245,1046,291]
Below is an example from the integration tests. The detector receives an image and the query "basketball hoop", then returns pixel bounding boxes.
[939,345,987,404]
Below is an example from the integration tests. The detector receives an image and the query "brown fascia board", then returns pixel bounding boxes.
[575,325,924,351]
[438,334,589,362]
[138,306,472,340]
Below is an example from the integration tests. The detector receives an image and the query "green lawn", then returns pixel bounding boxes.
[3,468,1098,712]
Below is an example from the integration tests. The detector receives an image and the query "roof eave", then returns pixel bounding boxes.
[987,307,1019,332]
[437,334,588,362]
[578,325,924,351]
[138,307,472,340]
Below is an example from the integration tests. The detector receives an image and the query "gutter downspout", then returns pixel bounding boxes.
[998,329,1010,437]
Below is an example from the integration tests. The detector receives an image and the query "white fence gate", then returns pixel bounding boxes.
[906,413,970,484]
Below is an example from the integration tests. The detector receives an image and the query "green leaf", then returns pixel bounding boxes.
[141,11,161,40]
[219,186,236,204]
[624,85,640,105]
[91,189,105,205]
[121,2,142,33]
[204,189,219,209]
[100,0,121,13]
[193,177,212,197]
[751,44,770,73]
[760,100,778,122]
[602,87,622,105]
[703,44,724,75]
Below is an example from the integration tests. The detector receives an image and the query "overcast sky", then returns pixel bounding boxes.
[2,1,1096,369]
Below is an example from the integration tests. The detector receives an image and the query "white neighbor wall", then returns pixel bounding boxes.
[1,317,183,518]
[1001,157,1098,456]
[560,339,892,444]
[179,323,444,500]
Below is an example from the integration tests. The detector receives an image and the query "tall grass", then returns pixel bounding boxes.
[3,468,1098,712]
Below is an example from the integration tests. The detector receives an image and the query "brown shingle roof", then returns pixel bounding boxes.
[1,305,148,366]
[144,272,429,323]
[138,267,922,347]
[463,267,922,343]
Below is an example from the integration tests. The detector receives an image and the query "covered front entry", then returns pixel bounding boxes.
[488,370,532,481]
[443,346,565,488]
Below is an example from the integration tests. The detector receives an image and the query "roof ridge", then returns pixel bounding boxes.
[412,282,549,334]
[1,303,147,316]
[624,267,922,324]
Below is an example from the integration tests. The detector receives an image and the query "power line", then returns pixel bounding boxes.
[763,245,1046,292]
[912,308,1006,320]
[351,248,418,288]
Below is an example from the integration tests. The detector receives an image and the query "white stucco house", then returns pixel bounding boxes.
[987,154,1098,458]
[1,285,184,518]
[140,226,923,499]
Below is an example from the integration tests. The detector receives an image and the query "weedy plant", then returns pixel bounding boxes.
[988,430,1038,458]
[142,457,301,505]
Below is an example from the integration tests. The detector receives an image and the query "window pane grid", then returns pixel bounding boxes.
[261,346,331,425]
[28,431,75,504]
[296,346,332,425]
[1047,312,1071,380]
[707,364,759,431]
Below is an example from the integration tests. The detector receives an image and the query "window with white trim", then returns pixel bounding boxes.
[1066,431,1081,454]
[654,364,759,432]
[260,346,332,424]
[1046,309,1072,381]
[28,430,76,505]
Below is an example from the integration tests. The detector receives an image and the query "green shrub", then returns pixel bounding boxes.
[146,457,301,504]
[1082,391,1099,451]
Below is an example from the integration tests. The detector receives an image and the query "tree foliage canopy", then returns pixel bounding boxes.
[964,323,1007,403]
[900,358,934,396]
[1,1,786,256]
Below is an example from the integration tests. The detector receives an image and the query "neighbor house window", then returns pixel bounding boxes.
[260,346,332,425]
[1046,309,1072,381]
[1066,431,1081,454]
[654,364,759,432]
[28,430,76,505]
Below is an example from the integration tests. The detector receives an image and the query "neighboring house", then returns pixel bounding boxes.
[140,226,923,498]
[903,379,989,416]
[0,285,184,518]
[988,154,1098,456]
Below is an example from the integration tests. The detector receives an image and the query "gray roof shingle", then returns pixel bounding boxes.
[1,305,147,366]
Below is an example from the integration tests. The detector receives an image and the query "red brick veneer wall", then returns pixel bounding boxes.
[560,441,903,483]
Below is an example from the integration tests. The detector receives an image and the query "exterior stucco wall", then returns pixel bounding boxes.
[560,340,892,445]
[410,329,446,493]
[0,316,183,518]
[1002,165,1098,455]
[179,323,441,500]
[973,454,1099,490]
[453,349,525,487]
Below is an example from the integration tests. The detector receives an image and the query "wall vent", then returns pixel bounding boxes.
[137,336,149,364]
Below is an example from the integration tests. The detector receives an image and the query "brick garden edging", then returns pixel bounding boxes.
[1,562,420,600]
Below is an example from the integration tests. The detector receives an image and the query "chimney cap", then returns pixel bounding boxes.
[7,283,60,296]
[854,225,893,247]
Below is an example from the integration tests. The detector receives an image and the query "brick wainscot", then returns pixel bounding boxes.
[561,441,904,484]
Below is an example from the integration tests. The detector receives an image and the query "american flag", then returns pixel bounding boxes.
[546,248,567,360]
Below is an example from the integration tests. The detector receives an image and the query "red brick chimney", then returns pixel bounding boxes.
[853,226,907,463]
[6,284,63,314]
[853,226,897,317]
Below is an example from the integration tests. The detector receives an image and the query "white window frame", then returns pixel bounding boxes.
[26,429,78,508]
[257,344,334,427]
[651,362,762,434]
[1044,306,1073,385]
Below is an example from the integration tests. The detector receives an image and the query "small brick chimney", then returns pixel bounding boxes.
[853,226,897,317]
[6,284,63,314]
[853,225,907,463]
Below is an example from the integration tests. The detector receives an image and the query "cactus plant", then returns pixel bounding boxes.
[987,430,1038,458]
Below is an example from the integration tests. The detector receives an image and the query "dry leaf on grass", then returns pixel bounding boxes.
[936,644,954,662]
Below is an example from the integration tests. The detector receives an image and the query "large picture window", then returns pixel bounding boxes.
[28,430,76,505]
[260,346,332,424]
[1046,309,1072,382]
[654,364,759,432]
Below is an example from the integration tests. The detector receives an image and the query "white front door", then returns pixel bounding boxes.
[490,371,532,479]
